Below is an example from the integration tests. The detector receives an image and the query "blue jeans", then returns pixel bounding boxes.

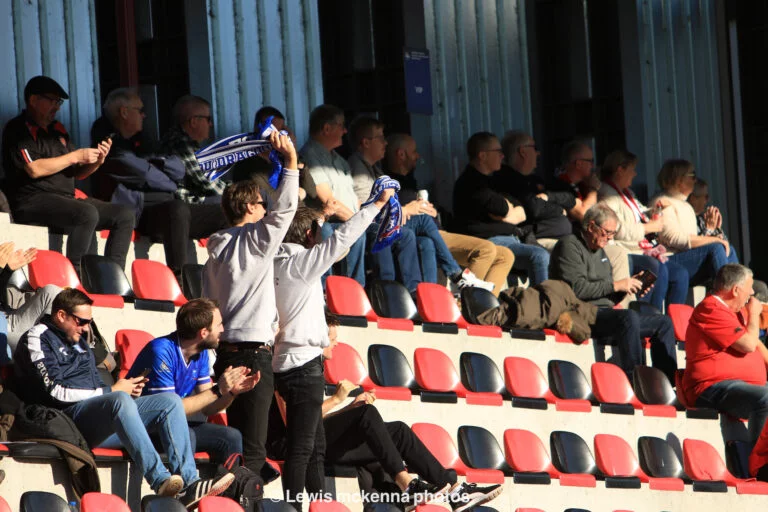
[696,380,768,445]
[669,243,739,285]
[628,255,689,310]
[488,235,550,285]
[0,313,9,364]
[188,422,242,465]
[406,215,461,283]
[70,391,198,490]
[366,223,422,292]
[321,221,367,287]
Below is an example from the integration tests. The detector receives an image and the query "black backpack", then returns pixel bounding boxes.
[216,453,265,512]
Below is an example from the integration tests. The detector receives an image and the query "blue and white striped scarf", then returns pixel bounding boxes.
[362,175,402,253]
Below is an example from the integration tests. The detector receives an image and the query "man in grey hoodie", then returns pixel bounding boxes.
[202,131,298,475]
[272,185,394,506]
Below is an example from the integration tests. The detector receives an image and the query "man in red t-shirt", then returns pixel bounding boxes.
[683,264,768,446]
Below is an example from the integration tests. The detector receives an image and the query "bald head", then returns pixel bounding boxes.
[385,133,419,176]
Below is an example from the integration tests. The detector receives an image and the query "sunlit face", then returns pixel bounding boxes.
[326,116,347,149]
[322,325,339,359]
[677,172,696,198]
[481,137,505,172]
[519,138,539,174]
[688,185,709,215]
[734,275,755,310]
[28,94,63,126]
[53,304,93,344]
[571,147,595,182]
[614,163,638,190]
[586,218,617,249]
[185,105,212,143]
[199,308,224,350]
[364,126,387,163]
[250,191,267,223]
[123,96,146,137]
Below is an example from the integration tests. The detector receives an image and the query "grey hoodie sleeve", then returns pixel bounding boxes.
[288,203,379,282]
[244,169,299,258]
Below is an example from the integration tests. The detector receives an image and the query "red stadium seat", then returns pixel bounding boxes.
[323,342,411,400]
[325,276,412,330]
[131,259,187,306]
[208,412,228,426]
[683,438,768,494]
[81,492,131,512]
[504,357,590,412]
[591,363,675,418]
[503,428,595,487]
[74,188,88,200]
[308,500,350,512]
[414,348,502,405]
[668,304,694,342]
[199,496,244,512]
[515,509,545,512]
[416,283,501,337]
[0,497,8,512]
[27,249,124,308]
[411,423,505,483]
[543,328,588,345]
[115,329,154,379]
[594,434,684,491]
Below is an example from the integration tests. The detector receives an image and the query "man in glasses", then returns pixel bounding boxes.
[550,203,678,383]
[13,288,234,502]
[92,88,227,278]
[548,139,601,224]
[1,76,135,276]
[160,95,224,205]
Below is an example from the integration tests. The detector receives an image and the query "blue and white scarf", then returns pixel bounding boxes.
[361,175,402,253]
[195,116,287,187]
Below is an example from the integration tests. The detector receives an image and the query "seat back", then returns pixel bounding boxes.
[632,365,679,406]
[668,304,694,342]
[503,357,552,401]
[416,283,465,326]
[412,422,464,472]
[115,329,154,378]
[0,497,9,512]
[308,501,350,512]
[7,268,33,292]
[548,360,595,402]
[20,491,70,512]
[460,287,500,324]
[503,428,556,474]
[142,496,194,512]
[27,249,82,289]
[457,425,509,471]
[326,276,377,320]
[594,434,645,480]
[590,362,639,407]
[414,347,463,394]
[262,500,298,512]
[181,263,204,300]
[367,279,418,320]
[367,344,417,390]
[550,431,598,475]
[683,438,733,483]
[674,369,691,408]
[80,255,134,297]
[81,492,130,512]
[637,436,688,480]
[131,259,187,306]
[324,342,370,387]
[199,496,247,512]
[460,352,506,395]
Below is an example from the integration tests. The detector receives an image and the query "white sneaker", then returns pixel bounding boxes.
[454,269,495,292]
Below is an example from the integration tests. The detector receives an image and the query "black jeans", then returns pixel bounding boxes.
[138,197,227,274]
[12,193,134,271]
[274,356,326,503]
[214,346,274,474]
[592,308,678,383]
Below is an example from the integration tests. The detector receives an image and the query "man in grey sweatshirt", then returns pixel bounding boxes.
[272,187,393,506]
[202,131,298,475]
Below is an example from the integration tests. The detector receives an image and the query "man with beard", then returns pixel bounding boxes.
[127,298,260,465]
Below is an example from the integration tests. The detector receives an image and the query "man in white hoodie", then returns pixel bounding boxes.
[202,131,298,475]
[272,184,394,507]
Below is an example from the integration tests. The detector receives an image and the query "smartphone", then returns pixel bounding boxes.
[637,270,657,296]
[102,132,117,143]
[137,368,151,378]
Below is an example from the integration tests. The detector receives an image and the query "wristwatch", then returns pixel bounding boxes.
[212,384,223,398]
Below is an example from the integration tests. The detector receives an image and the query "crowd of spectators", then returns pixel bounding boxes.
[2,73,768,507]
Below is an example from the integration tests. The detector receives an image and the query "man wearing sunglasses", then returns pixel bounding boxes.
[13,288,234,502]
[550,203,678,384]
[1,76,135,276]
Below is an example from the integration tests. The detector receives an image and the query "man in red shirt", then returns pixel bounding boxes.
[683,263,768,445]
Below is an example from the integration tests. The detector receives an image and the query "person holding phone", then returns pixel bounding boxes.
[550,204,678,383]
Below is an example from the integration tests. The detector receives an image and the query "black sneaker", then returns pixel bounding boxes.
[177,473,235,510]
[403,478,451,512]
[448,482,503,512]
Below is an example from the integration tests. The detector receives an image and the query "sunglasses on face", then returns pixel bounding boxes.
[69,312,93,326]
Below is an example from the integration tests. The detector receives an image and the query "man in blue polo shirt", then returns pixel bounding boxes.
[128,298,259,466]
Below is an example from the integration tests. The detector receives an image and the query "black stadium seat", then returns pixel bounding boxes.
[547,360,597,404]
[141,496,188,512]
[460,286,499,324]
[457,425,512,475]
[632,365,684,410]
[20,491,69,512]
[460,352,510,398]
[550,431,600,479]
[367,344,417,391]
[81,254,134,298]
[636,436,690,483]
[367,279,419,320]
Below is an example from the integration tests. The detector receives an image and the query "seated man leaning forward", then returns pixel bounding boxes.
[549,203,677,383]
[13,289,234,508]
[126,298,259,465]
[683,263,768,445]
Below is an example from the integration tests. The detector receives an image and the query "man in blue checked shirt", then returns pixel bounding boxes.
[127,298,260,465]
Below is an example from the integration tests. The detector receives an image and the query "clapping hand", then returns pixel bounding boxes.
[0,242,37,270]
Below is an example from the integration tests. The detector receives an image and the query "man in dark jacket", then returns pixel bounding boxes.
[549,203,677,383]
[92,88,227,276]
[14,288,234,505]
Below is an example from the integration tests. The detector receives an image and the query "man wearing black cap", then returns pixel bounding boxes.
[1,76,135,274]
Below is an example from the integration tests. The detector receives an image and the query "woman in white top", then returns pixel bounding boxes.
[652,159,737,285]
[599,150,689,310]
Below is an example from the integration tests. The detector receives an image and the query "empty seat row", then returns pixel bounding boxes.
[10,490,243,512]
[419,423,768,495]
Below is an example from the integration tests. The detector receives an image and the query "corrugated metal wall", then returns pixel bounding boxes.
[422,0,533,210]
[0,0,100,153]
[190,0,324,145]
[619,0,725,206]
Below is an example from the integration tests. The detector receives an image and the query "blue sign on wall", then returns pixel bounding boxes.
[404,48,433,115]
